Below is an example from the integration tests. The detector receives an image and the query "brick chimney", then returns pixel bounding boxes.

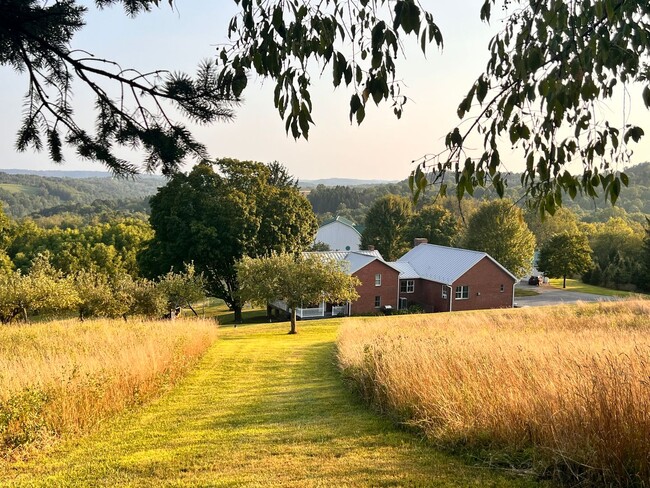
[414,237,428,247]
[367,245,375,251]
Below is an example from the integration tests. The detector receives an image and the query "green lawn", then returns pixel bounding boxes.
[0,320,543,487]
[514,287,540,297]
[547,278,645,297]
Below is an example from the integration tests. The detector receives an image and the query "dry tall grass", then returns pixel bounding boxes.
[338,300,650,485]
[0,317,218,456]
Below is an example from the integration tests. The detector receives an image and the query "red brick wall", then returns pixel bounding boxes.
[450,257,515,312]
[399,279,450,312]
[351,261,399,315]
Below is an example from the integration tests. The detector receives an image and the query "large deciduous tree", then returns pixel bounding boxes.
[463,199,536,277]
[537,232,593,289]
[360,195,412,261]
[405,203,460,248]
[237,253,359,334]
[139,160,317,322]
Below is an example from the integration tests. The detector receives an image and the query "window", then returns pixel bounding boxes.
[399,297,408,309]
[375,273,382,286]
[500,284,505,293]
[400,280,415,293]
[455,285,469,299]
[442,288,448,299]
[374,296,381,308]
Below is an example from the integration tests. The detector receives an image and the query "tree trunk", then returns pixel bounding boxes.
[233,305,243,324]
[563,274,567,288]
[186,301,199,317]
[289,308,297,334]
[21,307,28,323]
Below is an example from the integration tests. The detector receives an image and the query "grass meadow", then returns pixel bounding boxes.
[338,300,650,486]
[2,320,542,487]
[0,317,218,458]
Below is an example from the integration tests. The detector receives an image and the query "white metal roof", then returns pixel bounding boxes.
[389,261,420,280]
[303,250,398,274]
[395,243,517,285]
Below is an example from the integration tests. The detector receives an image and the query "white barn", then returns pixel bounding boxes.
[313,216,361,251]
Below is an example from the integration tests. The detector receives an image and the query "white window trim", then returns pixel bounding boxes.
[442,288,448,299]
[374,295,381,308]
[455,285,469,300]
[375,273,382,286]
[400,279,415,293]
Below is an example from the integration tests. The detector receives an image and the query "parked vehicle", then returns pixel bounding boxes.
[528,276,540,286]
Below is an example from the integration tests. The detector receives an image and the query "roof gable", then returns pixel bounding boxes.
[304,250,400,274]
[319,216,361,236]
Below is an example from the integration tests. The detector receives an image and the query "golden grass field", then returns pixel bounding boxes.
[337,300,650,486]
[0,317,218,458]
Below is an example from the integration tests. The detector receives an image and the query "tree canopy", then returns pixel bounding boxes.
[139,159,318,322]
[537,232,593,288]
[237,253,359,334]
[4,0,649,209]
[2,0,236,174]
[360,194,413,261]
[463,199,536,277]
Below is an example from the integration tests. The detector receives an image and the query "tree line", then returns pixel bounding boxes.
[358,194,650,292]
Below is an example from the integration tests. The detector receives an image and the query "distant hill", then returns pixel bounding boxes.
[0,172,165,218]
[300,178,398,188]
[0,169,115,178]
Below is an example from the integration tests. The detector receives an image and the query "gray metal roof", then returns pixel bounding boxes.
[304,250,398,274]
[395,243,516,285]
[389,261,420,280]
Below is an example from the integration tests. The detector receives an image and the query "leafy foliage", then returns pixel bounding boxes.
[140,160,318,322]
[218,0,440,139]
[0,254,78,324]
[156,263,205,315]
[414,1,650,212]
[2,0,236,174]
[463,199,536,277]
[360,195,413,260]
[404,204,460,248]
[237,253,359,333]
[537,232,593,288]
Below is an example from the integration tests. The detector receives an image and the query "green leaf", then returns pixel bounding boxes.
[643,86,650,109]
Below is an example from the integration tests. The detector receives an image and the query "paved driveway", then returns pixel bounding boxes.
[514,284,618,307]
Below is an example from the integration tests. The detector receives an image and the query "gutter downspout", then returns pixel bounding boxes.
[448,284,453,312]
[511,281,515,308]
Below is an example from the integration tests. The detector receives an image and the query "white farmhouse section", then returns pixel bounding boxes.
[314,216,361,251]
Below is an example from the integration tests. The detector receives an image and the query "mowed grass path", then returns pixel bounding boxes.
[1,320,543,487]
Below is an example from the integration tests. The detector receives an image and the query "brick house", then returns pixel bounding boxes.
[390,242,517,312]
[269,250,400,318]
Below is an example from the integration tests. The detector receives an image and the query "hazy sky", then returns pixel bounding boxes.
[1,1,648,181]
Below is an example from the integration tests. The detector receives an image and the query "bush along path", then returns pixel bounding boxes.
[0,320,545,487]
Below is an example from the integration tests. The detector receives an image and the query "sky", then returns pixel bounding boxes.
[1,1,649,182]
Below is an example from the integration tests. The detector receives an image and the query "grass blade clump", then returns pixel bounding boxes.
[0,317,218,457]
[337,300,650,485]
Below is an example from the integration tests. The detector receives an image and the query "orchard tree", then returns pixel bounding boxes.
[538,232,593,289]
[405,204,460,248]
[139,160,317,322]
[463,199,536,277]
[156,263,206,317]
[361,195,413,260]
[237,253,360,334]
[0,204,13,272]
[0,254,78,324]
